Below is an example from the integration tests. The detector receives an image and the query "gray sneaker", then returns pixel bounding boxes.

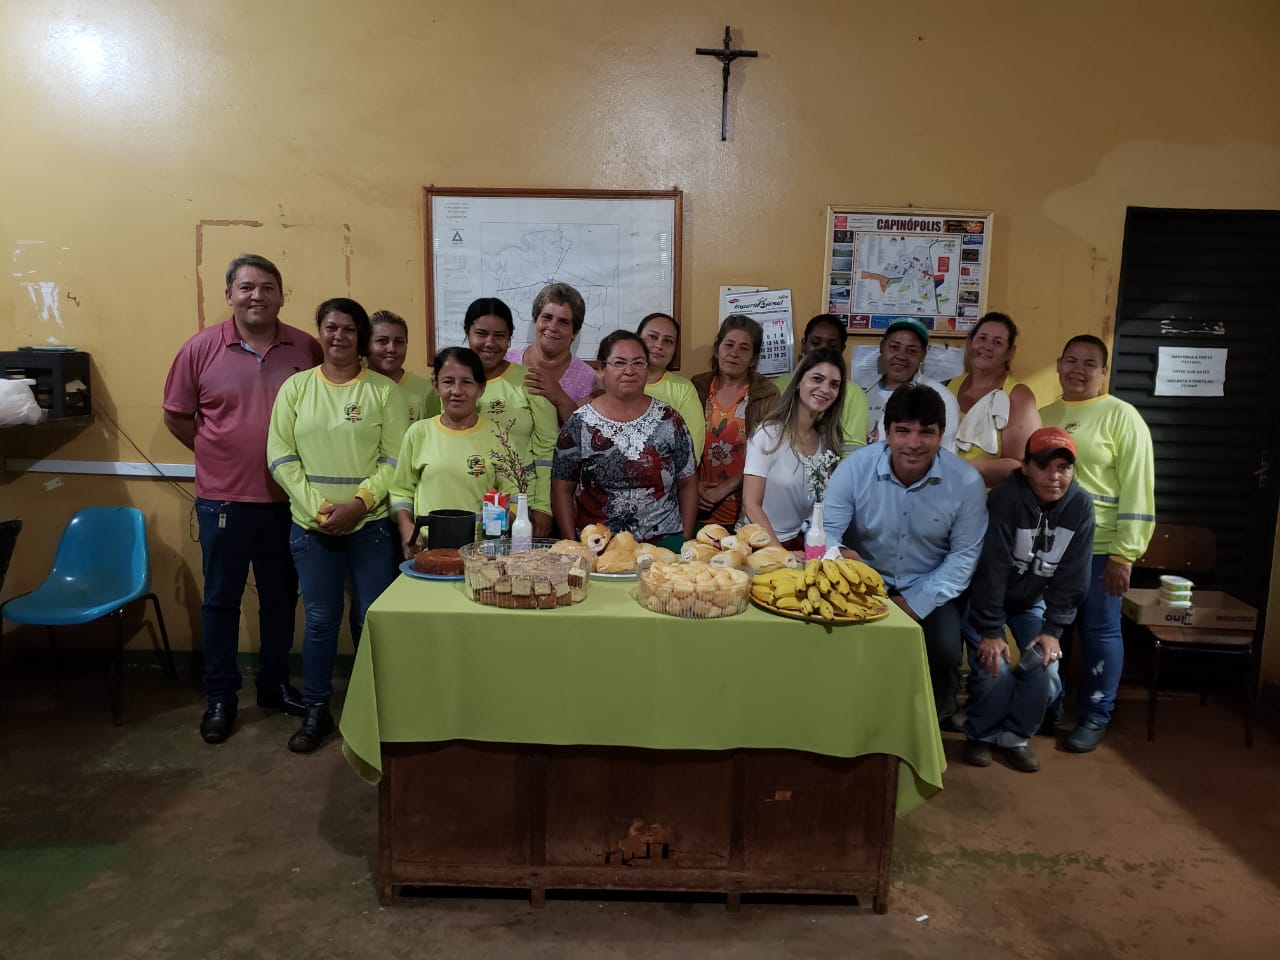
[1064,720,1106,753]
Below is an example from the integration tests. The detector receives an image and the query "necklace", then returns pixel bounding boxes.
[440,413,478,430]
[709,378,749,420]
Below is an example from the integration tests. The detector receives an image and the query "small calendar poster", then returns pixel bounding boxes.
[719,287,794,377]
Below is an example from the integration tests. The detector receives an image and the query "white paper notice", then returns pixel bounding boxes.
[1154,346,1227,397]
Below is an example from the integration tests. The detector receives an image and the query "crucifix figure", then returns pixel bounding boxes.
[695,26,759,141]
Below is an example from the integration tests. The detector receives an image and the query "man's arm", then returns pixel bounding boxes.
[1040,493,1096,638]
[966,486,1016,639]
[163,411,197,451]
[899,472,988,619]
[821,456,859,549]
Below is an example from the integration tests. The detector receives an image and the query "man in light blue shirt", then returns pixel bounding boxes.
[824,384,988,728]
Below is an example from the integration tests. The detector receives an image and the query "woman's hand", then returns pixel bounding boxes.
[525,367,575,422]
[1103,558,1131,597]
[532,509,553,539]
[397,512,419,559]
[698,476,739,511]
[318,498,367,536]
[976,636,1009,676]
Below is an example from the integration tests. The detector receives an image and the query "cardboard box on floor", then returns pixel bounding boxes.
[1122,588,1257,631]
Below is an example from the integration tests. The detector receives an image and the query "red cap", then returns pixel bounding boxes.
[1025,426,1076,464]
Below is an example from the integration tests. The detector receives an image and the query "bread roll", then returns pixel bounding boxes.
[595,551,636,574]
[735,523,772,549]
[635,543,678,564]
[681,540,718,563]
[745,545,795,574]
[580,524,612,554]
[696,523,730,547]
[710,549,745,570]
[607,531,639,555]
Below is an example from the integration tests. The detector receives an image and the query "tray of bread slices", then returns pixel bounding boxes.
[460,538,590,609]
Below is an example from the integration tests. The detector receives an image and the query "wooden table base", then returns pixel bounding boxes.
[377,741,899,912]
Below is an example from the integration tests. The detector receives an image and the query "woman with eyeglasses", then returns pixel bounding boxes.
[1039,334,1155,755]
[690,315,780,526]
[551,331,697,549]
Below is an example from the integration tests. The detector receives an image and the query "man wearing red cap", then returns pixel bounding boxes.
[961,427,1095,772]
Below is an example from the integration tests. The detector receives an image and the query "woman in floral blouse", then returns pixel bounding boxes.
[551,331,697,548]
[690,315,780,527]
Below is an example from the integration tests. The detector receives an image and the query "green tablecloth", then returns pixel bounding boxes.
[340,575,947,814]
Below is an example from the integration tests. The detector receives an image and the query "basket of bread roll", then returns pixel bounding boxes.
[461,539,590,609]
[637,558,753,619]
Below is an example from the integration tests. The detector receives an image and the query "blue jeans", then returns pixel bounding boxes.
[918,596,964,721]
[962,600,1059,747]
[289,521,398,704]
[1066,554,1125,727]
[195,499,298,703]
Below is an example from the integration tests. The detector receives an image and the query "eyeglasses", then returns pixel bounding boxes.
[605,358,648,370]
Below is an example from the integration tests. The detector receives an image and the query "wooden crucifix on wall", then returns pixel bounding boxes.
[695,26,759,141]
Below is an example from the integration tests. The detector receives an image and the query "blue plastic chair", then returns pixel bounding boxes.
[0,507,175,724]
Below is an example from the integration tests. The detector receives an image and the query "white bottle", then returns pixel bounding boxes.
[511,493,533,553]
[804,501,826,561]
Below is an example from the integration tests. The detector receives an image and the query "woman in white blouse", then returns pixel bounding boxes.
[741,349,846,549]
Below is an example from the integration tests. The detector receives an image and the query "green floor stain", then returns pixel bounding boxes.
[0,845,123,909]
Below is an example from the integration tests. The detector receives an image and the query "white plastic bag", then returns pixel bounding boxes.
[0,379,41,426]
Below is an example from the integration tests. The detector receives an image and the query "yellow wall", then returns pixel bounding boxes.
[3,1,1280,669]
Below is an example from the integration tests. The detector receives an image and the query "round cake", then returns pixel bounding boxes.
[413,548,463,577]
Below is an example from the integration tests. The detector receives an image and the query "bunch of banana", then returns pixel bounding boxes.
[750,558,888,621]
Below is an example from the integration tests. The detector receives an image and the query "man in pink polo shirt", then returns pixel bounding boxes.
[163,254,323,743]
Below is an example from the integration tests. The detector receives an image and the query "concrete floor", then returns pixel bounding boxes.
[1,666,1279,960]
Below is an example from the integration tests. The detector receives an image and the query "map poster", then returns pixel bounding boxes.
[426,187,682,360]
[824,207,993,338]
[720,288,794,377]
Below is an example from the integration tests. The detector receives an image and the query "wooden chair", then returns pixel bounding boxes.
[1128,523,1255,747]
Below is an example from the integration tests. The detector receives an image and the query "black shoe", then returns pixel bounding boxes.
[962,740,993,767]
[257,681,306,717]
[940,710,967,734]
[287,703,335,754]
[1004,745,1041,773]
[200,700,237,744]
[1063,720,1106,753]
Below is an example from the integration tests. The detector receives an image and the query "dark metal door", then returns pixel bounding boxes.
[1112,207,1280,619]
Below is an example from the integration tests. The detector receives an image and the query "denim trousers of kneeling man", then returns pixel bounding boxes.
[195,498,298,704]
[289,521,397,705]
[962,599,1060,748]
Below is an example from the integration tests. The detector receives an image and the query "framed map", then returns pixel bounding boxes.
[822,207,993,338]
[425,186,683,360]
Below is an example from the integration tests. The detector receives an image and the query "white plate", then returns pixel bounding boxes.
[590,570,638,580]
[398,559,463,582]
